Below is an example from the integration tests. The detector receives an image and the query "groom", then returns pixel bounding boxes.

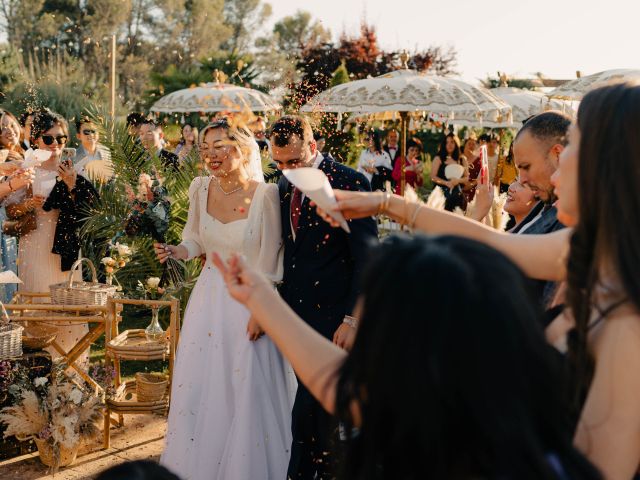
[270,115,378,479]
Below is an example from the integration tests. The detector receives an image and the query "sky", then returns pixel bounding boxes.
[268,0,640,84]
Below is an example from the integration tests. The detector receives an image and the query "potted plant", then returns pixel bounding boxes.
[0,365,102,470]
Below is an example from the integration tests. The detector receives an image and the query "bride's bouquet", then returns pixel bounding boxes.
[124,171,171,242]
[123,171,182,286]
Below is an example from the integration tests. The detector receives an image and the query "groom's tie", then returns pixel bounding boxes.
[290,187,302,234]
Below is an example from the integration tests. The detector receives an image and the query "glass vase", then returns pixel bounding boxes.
[105,274,113,286]
[145,306,164,342]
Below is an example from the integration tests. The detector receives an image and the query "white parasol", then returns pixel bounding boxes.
[301,65,511,193]
[455,87,575,128]
[150,82,281,114]
[301,69,510,123]
[547,69,640,100]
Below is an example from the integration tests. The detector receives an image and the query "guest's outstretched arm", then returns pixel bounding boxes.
[320,190,570,282]
[213,253,346,415]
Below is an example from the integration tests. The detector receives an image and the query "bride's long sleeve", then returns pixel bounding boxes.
[179,178,205,260]
[257,184,284,283]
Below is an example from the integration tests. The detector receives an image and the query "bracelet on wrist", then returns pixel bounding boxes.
[377,191,391,215]
[409,203,422,231]
[343,316,358,328]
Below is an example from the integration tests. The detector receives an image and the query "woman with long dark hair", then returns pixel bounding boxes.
[174,123,198,161]
[391,138,424,194]
[431,133,469,211]
[215,235,600,480]
[316,81,640,479]
[356,129,392,191]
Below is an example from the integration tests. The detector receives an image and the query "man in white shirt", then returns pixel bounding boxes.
[383,128,400,162]
[74,116,111,178]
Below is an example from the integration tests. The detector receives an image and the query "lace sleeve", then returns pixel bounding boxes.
[178,177,205,259]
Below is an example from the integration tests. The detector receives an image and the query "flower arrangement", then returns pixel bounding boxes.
[124,171,171,242]
[100,241,133,286]
[0,366,102,469]
[137,276,166,300]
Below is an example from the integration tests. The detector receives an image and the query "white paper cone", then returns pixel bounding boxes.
[283,168,351,233]
[22,148,52,169]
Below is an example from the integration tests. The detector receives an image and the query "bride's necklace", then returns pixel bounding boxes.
[215,179,243,196]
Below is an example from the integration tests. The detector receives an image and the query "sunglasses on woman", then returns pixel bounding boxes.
[41,135,68,146]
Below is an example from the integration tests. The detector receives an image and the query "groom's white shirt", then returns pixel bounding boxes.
[289,152,323,240]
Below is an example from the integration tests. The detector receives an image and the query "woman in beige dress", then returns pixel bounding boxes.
[15,110,96,366]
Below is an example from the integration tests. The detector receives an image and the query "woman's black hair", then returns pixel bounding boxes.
[30,108,68,143]
[335,235,601,480]
[436,132,461,162]
[367,129,382,153]
[95,460,180,480]
[506,141,514,165]
[176,122,195,147]
[566,82,640,410]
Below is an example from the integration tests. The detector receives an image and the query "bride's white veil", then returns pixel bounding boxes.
[247,138,265,183]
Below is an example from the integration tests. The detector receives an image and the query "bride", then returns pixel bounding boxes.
[156,119,296,480]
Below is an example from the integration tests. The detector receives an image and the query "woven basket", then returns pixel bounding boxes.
[22,324,58,351]
[135,373,168,403]
[0,302,22,360]
[50,258,117,306]
[34,437,79,468]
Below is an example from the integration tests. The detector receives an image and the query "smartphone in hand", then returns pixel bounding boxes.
[61,148,76,168]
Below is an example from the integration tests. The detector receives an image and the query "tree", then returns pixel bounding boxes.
[273,10,330,54]
[253,10,329,91]
[287,20,459,109]
[152,0,230,67]
[330,61,349,87]
[222,0,272,54]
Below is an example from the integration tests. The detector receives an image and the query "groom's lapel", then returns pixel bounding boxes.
[280,178,295,244]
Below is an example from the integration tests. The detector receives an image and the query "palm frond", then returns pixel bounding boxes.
[80,110,203,304]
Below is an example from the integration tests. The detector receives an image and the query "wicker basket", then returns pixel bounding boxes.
[135,373,168,403]
[50,258,117,306]
[0,303,22,360]
[34,437,79,468]
[22,324,58,351]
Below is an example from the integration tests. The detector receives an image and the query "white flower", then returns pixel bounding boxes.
[33,377,48,388]
[138,173,152,186]
[101,256,116,266]
[69,388,83,405]
[146,277,161,289]
[115,243,131,256]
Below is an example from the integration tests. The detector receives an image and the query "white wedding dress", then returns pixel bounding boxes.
[161,177,297,480]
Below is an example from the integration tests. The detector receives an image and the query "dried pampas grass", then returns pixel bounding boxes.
[0,390,47,438]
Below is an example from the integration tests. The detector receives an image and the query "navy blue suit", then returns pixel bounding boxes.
[278,154,378,479]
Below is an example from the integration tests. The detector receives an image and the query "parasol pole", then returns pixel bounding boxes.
[400,111,408,196]
[398,51,411,197]
[109,34,116,141]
